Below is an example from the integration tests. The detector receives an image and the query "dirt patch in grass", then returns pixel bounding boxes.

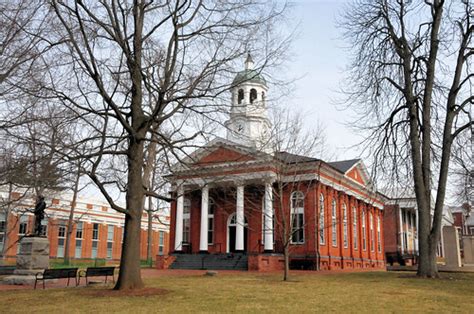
[80,287,169,298]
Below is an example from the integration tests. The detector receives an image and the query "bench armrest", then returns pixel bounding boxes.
[78,270,86,277]
[35,272,44,279]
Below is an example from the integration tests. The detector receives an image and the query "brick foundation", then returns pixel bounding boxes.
[155,255,176,269]
[248,254,284,271]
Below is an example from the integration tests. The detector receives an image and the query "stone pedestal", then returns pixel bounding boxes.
[462,236,474,266]
[3,237,50,285]
[442,226,461,268]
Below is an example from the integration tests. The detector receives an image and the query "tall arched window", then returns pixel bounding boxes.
[377,215,382,253]
[361,209,367,251]
[183,198,191,244]
[291,191,305,244]
[331,199,337,247]
[343,203,348,248]
[238,89,244,104]
[370,212,375,252]
[319,194,325,245]
[208,198,215,245]
[261,91,266,104]
[353,206,358,250]
[250,88,257,103]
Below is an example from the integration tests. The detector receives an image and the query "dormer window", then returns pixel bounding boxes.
[238,89,244,104]
[250,88,257,103]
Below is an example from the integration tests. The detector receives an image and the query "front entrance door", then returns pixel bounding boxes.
[227,213,248,253]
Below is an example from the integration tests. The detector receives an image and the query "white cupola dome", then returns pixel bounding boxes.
[224,54,272,153]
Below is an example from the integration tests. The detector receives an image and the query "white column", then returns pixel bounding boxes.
[264,182,273,252]
[199,185,209,252]
[174,186,184,251]
[236,185,245,251]
[399,207,405,254]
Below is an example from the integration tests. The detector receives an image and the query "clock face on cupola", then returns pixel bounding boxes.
[224,53,272,153]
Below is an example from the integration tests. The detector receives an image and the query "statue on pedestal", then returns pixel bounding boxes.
[3,195,50,285]
[33,196,46,236]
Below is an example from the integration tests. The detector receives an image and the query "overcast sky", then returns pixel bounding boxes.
[78,0,462,205]
[283,0,362,161]
[80,0,364,203]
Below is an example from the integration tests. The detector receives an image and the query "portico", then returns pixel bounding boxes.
[174,177,275,255]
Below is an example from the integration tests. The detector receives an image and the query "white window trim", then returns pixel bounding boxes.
[370,212,375,252]
[290,191,305,244]
[208,198,215,245]
[377,216,382,253]
[343,204,348,248]
[332,199,337,247]
[183,198,191,244]
[319,194,325,245]
[353,206,358,250]
[362,210,367,251]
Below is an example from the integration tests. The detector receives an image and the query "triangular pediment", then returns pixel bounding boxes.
[196,146,255,165]
[170,137,271,173]
[346,166,366,185]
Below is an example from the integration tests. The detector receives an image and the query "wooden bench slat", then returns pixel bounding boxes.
[80,266,116,285]
[34,268,79,289]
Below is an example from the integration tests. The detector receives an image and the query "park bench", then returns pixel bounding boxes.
[79,266,115,285]
[34,268,79,289]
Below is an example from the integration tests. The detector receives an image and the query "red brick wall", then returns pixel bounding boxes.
[2,213,169,262]
[383,204,400,255]
[169,180,385,270]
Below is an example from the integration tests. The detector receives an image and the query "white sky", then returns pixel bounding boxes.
[79,0,463,205]
[82,0,359,201]
[283,0,361,161]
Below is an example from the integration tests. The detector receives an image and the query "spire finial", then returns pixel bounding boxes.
[245,52,254,70]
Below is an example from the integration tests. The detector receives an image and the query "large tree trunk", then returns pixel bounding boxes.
[417,206,438,277]
[416,0,443,278]
[64,166,81,265]
[114,139,145,290]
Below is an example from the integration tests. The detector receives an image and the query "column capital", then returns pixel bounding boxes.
[263,177,275,185]
[235,179,246,187]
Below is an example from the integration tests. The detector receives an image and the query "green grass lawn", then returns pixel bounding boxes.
[1,271,472,313]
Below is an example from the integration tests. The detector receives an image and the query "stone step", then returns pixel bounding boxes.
[170,254,248,270]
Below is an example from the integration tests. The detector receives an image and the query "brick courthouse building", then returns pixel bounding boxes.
[0,192,170,263]
[162,56,386,271]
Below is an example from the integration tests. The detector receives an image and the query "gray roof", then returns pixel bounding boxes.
[378,187,416,200]
[327,159,360,173]
[449,206,466,214]
[232,69,267,86]
[274,151,319,164]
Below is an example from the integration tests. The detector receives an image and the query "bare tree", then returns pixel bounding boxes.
[63,160,91,265]
[0,99,78,259]
[0,0,54,95]
[267,108,326,281]
[0,153,31,260]
[340,0,473,277]
[37,0,289,290]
